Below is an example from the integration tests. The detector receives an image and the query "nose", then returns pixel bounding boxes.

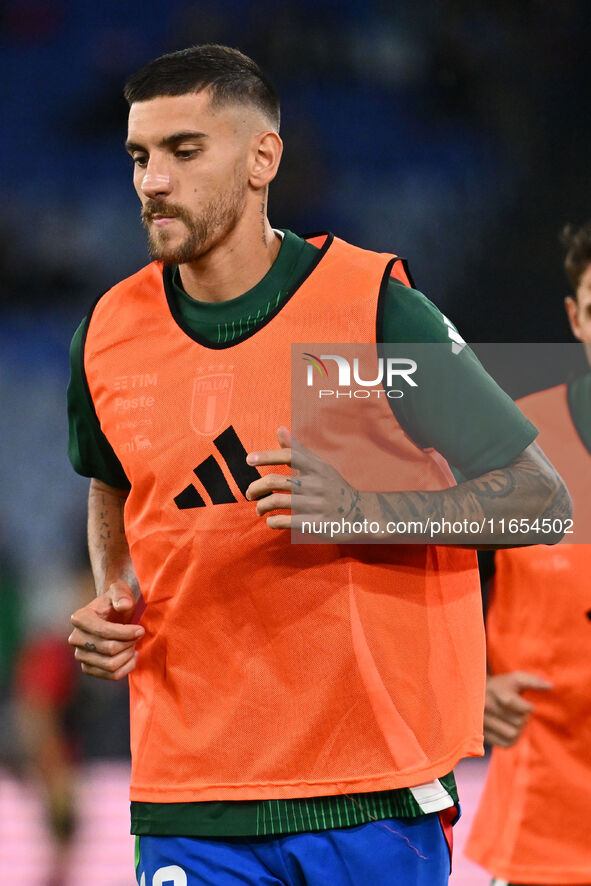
[140,165,173,199]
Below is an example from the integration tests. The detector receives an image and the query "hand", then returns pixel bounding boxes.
[68,581,144,680]
[484,671,552,747]
[246,426,363,535]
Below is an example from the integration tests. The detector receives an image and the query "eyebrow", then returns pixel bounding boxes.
[125,131,209,153]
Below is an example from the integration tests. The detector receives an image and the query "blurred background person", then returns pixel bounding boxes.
[465,222,591,886]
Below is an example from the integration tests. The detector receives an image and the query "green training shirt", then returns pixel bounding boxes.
[67,230,537,838]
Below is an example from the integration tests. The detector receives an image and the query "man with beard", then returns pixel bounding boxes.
[66,45,569,886]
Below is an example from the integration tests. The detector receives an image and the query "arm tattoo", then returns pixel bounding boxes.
[371,442,570,545]
[343,488,361,520]
[88,480,139,598]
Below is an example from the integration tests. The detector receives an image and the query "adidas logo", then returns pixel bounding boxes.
[174,425,261,509]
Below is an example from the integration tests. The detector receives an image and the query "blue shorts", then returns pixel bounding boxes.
[136,810,454,885]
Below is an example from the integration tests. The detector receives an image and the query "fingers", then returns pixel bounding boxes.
[486,671,552,715]
[68,628,137,657]
[69,586,145,681]
[69,622,141,681]
[247,447,291,468]
[246,428,314,472]
[485,693,531,726]
[483,671,553,746]
[246,473,295,502]
[276,425,292,448]
[68,619,143,679]
[75,642,137,674]
[254,493,292,516]
[494,691,534,717]
[512,671,553,692]
[242,465,296,526]
[81,652,139,681]
[246,428,349,533]
[112,594,135,612]
[107,580,138,614]
[486,684,533,717]
[70,608,144,642]
[484,713,526,748]
[266,513,293,530]
[245,474,312,519]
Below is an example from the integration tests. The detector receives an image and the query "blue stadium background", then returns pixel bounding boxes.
[0,2,590,881]
[2,0,590,576]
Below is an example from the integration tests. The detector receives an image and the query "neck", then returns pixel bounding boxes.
[178,212,281,303]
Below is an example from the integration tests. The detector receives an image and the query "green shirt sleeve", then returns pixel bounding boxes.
[67,318,131,489]
[381,279,538,479]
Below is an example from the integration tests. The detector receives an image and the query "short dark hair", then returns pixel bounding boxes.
[561,221,591,291]
[123,44,280,131]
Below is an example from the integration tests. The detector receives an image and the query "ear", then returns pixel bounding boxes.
[565,295,583,342]
[248,131,283,189]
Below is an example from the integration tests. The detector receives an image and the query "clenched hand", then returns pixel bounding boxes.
[68,581,144,680]
[484,671,552,747]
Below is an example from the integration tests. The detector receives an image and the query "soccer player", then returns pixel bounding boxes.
[67,45,570,886]
[465,222,591,886]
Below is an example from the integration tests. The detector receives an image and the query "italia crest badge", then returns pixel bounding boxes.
[190,371,234,436]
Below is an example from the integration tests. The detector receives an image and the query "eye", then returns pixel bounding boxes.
[175,149,199,160]
[131,154,148,168]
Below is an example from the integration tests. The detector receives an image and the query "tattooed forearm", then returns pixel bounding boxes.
[541,480,572,522]
[341,487,361,520]
[470,470,517,499]
[88,478,139,598]
[364,442,571,547]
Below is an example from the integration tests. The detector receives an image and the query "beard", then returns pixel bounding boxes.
[141,170,248,264]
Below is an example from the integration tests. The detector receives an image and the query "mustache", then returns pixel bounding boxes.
[141,200,189,223]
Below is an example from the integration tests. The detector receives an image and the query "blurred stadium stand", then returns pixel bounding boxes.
[2,0,590,574]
